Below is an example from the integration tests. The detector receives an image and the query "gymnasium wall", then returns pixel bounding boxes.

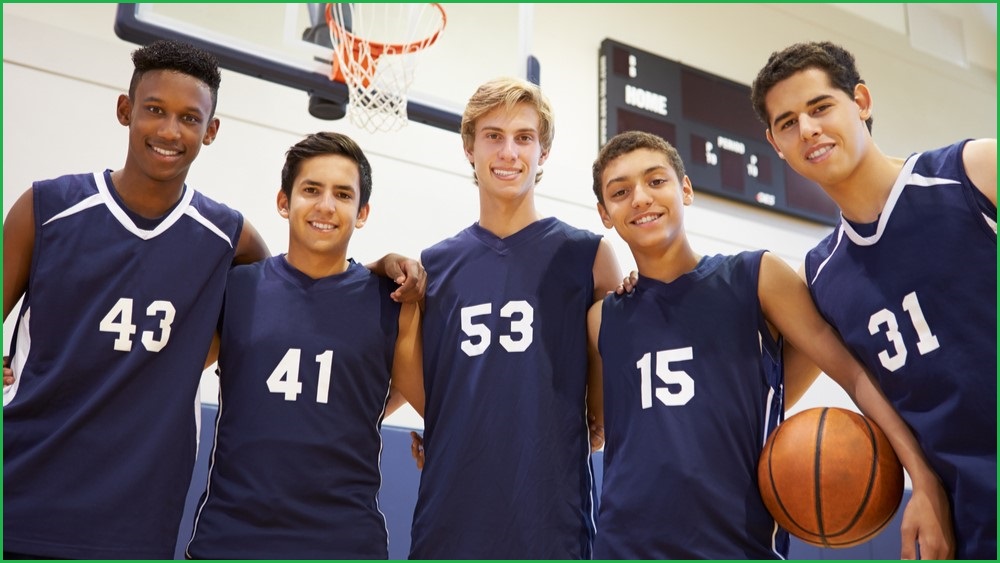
[3,2,995,453]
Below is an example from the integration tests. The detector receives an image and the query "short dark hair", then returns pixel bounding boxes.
[592,131,686,205]
[750,41,872,133]
[281,132,373,208]
[129,40,222,115]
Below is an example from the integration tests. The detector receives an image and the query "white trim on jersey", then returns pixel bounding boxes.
[983,213,997,235]
[841,153,917,247]
[810,225,846,286]
[2,307,32,407]
[92,171,196,240]
[185,207,235,248]
[42,193,104,226]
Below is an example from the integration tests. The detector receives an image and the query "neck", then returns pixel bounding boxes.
[477,191,542,238]
[632,240,700,284]
[111,167,186,219]
[285,248,350,280]
[824,146,905,224]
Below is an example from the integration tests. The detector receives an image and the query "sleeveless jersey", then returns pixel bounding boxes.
[3,170,242,559]
[410,218,601,559]
[594,251,788,559]
[185,257,400,559]
[804,140,997,559]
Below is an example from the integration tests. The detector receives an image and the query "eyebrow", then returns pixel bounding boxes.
[771,94,835,127]
[298,179,357,192]
[480,125,538,135]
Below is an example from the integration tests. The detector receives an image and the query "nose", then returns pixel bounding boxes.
[316,192,337,212]
[631,183,652,208]
[498,137,517,160]
[158,115,182,140]
[798,113,822,140]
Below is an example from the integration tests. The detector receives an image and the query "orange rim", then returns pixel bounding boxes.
[325,3,447,58]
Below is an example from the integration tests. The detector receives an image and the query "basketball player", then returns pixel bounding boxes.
[1,41,420,559]
[751,41,995,559]
[407,77,623,559]
[185,132,423,559]
[588,131,951,559]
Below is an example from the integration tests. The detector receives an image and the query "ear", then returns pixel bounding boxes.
[355,202,371,229]
[202,117,221,146]
[765,128,785,160]
[681,175,694,206]
[854,83,873,122]
[116,94,132,126]
[597,202,613,229]
[276,190,290,218]
[538,148,550,166]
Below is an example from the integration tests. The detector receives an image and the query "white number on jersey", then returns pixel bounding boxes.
[460,301,535,357]
[99,297,176,352]
[265,348,334,403]
[637,347,695,408]
[868,291,941,372]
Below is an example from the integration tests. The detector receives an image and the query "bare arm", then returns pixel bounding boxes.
[388,301,424,418]
[758,252,954,559]
[4,188,35,322]
[781,262,822,409]
[585,301,605,453]
[592,238,623,301]
[232,218,270,266]
[963,138,997,207]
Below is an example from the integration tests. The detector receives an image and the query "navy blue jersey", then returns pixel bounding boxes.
[804,140,997,559]
[594,251,788,559]
[410,218,601,559]
[3,170,241,559]
[185,257,400,559]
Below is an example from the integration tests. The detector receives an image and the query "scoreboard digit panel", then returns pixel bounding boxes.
[598,38,840,226]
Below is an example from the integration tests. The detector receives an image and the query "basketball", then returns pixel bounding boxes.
[757,407,904,548]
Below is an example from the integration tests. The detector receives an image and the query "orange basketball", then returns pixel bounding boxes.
[757,407,904,548]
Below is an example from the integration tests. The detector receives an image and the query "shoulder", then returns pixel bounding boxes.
[189,190,243,221]
[961,139,997,207]
[549,217,602,243]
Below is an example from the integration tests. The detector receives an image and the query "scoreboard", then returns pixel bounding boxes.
[598,38,840,226]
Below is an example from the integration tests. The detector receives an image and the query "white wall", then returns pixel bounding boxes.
[4,4,996,431]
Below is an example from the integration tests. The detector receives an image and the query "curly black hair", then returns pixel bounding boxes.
[750,41,871,133]
[128,40,222,115]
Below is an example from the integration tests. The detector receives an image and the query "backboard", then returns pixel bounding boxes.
[113,3,538,133]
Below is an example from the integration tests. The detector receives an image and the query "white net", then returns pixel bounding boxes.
[327,3,446,133]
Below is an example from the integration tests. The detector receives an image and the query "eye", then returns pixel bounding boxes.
[608,186,628,200]
[146,105,164,115]
[649,178,667,187]
[182,114,202,124]
[812,103,832,116]
[337,191,354,200]
[778,117,797,131]
[484,132,500,141]
[517,134,534,143]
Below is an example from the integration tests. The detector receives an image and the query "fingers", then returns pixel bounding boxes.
[613,271,639,295]
[410,431,425,471]
[3,356,12,386]
[390,260,427,303]
[588,414,605,452]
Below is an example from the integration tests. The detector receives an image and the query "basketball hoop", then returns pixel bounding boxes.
[326,3,446,133]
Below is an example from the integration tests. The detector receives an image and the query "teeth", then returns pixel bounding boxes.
[633,214,659,225]
[310,222,335,231]
[152,146,179,156]
[493,169,519,178]
[807,145,832,160]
